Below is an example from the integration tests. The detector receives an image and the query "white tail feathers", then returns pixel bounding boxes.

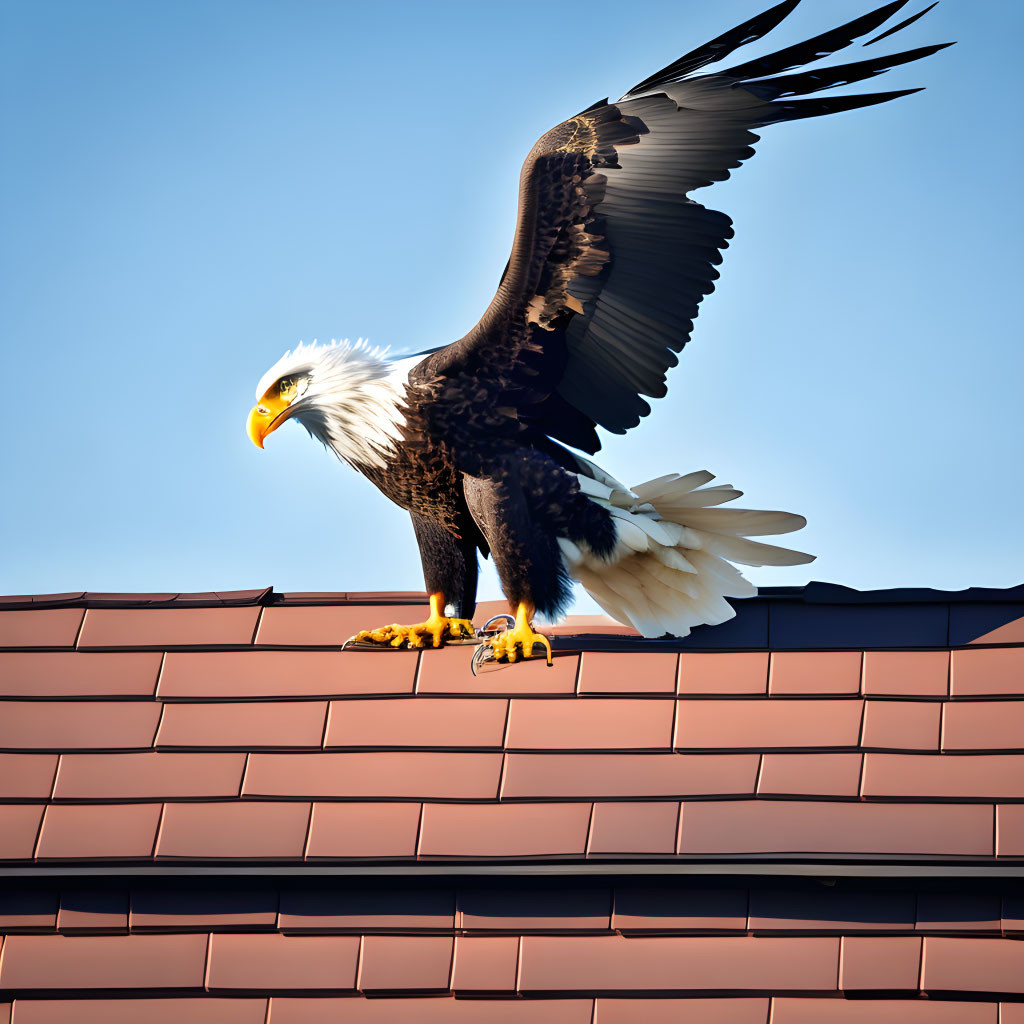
[560,462,814,638]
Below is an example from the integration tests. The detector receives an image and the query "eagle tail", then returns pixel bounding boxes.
[559,464,813,638]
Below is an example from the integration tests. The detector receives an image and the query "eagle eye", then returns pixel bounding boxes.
[279,378,297,401]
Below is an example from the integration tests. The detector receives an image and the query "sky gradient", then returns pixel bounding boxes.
[2,0,1021,614]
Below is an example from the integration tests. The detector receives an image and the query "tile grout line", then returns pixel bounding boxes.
[249,607,264,646]
[30,797,48,861]
[354,934,365,992]
[412,650,423,695]
[584,801,596,858]
[151,700,167,749]
[153,651,168,700]
[514,934,524,995]
[72,609,88,650]
[300,801,315,861]
[673,800,683,855]
[413,802,425,860]
[753,752,765,798]
[203,931,213,993]
[319,701,332,751]
[151,802,167,858]
[239,753,250,800]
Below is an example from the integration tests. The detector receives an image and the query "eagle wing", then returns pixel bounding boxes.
[413,0,948,455]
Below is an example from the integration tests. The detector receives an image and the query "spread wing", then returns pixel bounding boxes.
[413,0,950,456]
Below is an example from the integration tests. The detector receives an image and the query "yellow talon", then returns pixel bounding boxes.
[489,602,553,666]
[347,594,475,650]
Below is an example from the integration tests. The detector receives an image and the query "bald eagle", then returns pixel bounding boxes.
[247,1,948,663]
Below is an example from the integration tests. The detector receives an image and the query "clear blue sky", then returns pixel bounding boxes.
[2,0,1021,611]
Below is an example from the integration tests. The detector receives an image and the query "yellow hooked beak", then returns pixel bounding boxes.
[246,383,296,449]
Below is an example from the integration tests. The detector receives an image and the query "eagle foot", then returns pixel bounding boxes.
[344,593,475,651]
[487,602,553,666]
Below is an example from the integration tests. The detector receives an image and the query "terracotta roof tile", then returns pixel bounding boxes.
[243,752,501,800]
[969,615,1024,644]
[770,998,995,1023]
[942,701,1024,752]
[0,754,57,799]
[862,701,941,750]
[996,804,1024,857]
[0,889,57,931]
[0,652,161,697]
[518,934,839,992]
[266,996,594,1023]
[678,800,994,856]
[130,884,277,931]
[861,753,1024,800]
[77,607,260,648]
[8,999,268,1024]
[278,886,454,932]
[588,801,679,855]
[757,753,863,797]
[1002,1005,1024,1024]
[207,933,359,991]
[611,887,747,933]
[0,610,83,649]
[419,802,591,859]
[256,604,429,646]
[358,935,453,992]
[305,802,421,859]
[916,893,1001,932]
[577,652,678,694]
[502,753,758,799]
[56,889,128,934]
[951,648,1024,697]
[862,651,949,697]
[675,699,863,750]
[324,698,506,749]
[416,647,578,695]
[451,935,519,992]
[768,651,862,695]
[0,804,44,859]
[0,702,160,751]
[748,888,915,932]
[595,998,769,1024]
[506,698,672,751]
[0,933,207,989]
[677,652,768,695]
[155,801,311,859]
[157,651,416,700]
[53,752,245,800]
[459,886,611,932]
[922,936,1024,995]
[156,701,328,749]
[35,803,161,860]
[839,935,922,990]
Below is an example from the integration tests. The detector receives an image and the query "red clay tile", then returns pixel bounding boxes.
[279,886,453,932]
[519,934,839,991]
[757,753,863,797]
[416,646,578,695]
[306,802,421,859]
[678,652,769,695]
[678,800,994,856]
[769,651,861,695]
[0,610,83,649]
[419,802,591,858]
[36,804,161,859]
[579,652,678,694]
[54,752,245,799]
[208,933,359,991]
[0,702,160,751]
[0,889,57,930]
[674,699,863,749]
[243,752,501,800]
[996,804,1024,857]
[971,616,1024,644]
[130,884,277,930]
[267,997,594,1023]
[916,893,1001,932]
[10,999,268,1024]
[0,652,161,697]
[612,887,746,932]
[57,889,128,933]
[452,935,519,992]
[596,998,769,1024]
[257,604,429,646]
[862,753,1024,800]
[1002,1005,1024,1024]
[459,886,611,931]
[0,754,57,799]
[157,701,328,749]
[588,801,678,855]
[943,701,1024,751]
[922,936,1024,994]
[506,699,672,751]
[862,651,949,697]
[0,933,207,989]
[358,935,453,992]
[771,998,995,1023]
[863,701,941,750]
[952,648,1024,697]
[749,889,915,933]
[158,651,416,699]
[503,752,758,799]
[78,607,259,647]
[325,698,506,749]
[839,935,922,990]
[156,801,311,859]
[0,804,44,859]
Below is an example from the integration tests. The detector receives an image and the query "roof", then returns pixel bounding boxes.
[2,583,1023,871]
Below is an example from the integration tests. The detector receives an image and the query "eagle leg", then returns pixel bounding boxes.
[348,593,475,650]
[489,601,552,666]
